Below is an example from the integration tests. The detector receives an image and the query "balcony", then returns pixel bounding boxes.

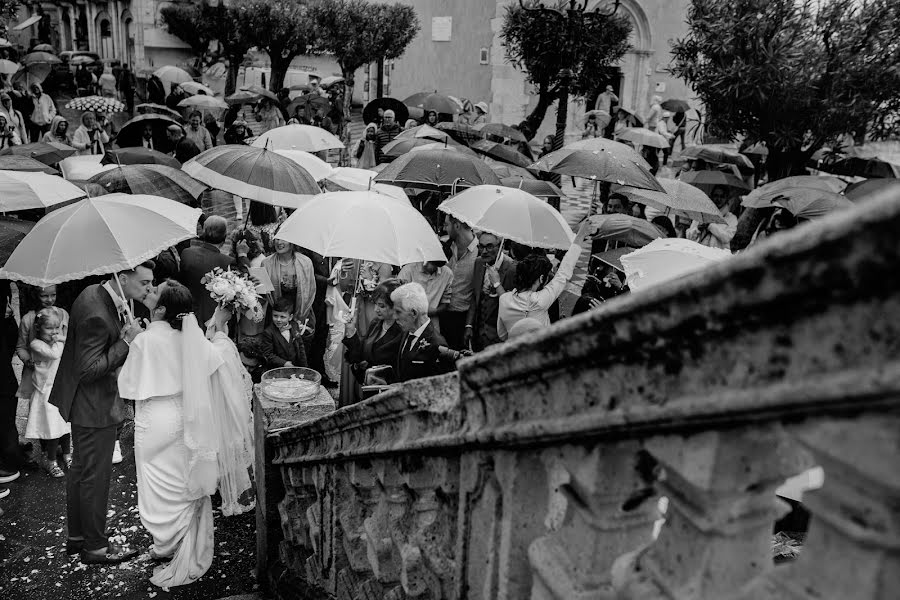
[256,187,900,599]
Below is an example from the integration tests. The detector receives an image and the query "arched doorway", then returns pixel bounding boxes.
[121,9,135,67]
[588,0,653,113]
[95,11,113,59]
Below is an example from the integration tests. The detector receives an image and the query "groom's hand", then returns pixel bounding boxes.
[121,319,143,345]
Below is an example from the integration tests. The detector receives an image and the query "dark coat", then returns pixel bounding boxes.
[0,281,18,396]
[396,321,449,383]
[374,123,402,163]
[147,76,166,105]
[49,284,129,428]
[174,137,201,164]
[260,323,308,368]
[343,319,404,382]
[178,240,234,327]
[466,257,517,351]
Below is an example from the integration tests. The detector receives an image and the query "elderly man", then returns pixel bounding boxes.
[167,124,201,164]
[374,109,402,163]
[391,283,453,382]
[464,232,517,351]
[185,110,213,151]
[397,260,454,333]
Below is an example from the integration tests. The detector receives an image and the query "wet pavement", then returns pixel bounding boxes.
[0,424,260,600]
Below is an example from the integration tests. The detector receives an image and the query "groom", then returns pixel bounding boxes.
[50,262,154,564]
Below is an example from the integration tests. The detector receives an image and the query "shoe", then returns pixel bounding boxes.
[80,543,138,565]
[0,486,9,499]
[0,469,20,484]
[47,462,65,479]
[66,529,117,555]
[112,441,122,465]
[62,454,73,469]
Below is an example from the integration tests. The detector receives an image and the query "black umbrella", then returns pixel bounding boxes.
[362,97,408,125]
[661,99,690,113]
[101,147,181,168]
[0,155,58,174]
[819,156,900,179]
[0,141,76,166]
[115,113,181,149]
[0,217,33,268]
[89,164,207,205]
[436,121,481,145]
[500,176,563,198]
[287,94,331,120]
[477,123,527,143]
[843,178,900,201]
[470,140,532,168]
[375,149,501,192]
[404,92,462,115]
[135,103,184,121]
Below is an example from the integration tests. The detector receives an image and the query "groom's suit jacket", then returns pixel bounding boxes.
[50,284,130,428]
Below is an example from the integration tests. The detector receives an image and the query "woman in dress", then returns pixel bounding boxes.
[118,281,254,588]
[263,239,317,346]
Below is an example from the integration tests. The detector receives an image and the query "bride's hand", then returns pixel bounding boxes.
[206,307,233,339]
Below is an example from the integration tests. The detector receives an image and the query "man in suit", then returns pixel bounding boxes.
[259,296,308,368]
[391,283,453,382]
[50,262,153,564]
[464,232,517,352]
[167,123,201,164]
[178,216,234,327]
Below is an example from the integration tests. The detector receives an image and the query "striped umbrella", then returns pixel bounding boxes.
[182,145,321,209]
[64,96,126,113]
[613,178,727,224]
[89,165,208,205]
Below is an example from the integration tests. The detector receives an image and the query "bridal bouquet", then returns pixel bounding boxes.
[202,267,265,322]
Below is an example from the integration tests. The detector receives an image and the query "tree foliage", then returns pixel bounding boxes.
[234,0,314,93]
[671,0,900,179]
[0,1,21,35]
[501,0,632,138]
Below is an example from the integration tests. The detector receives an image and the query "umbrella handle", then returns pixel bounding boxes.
[494,239,504,269]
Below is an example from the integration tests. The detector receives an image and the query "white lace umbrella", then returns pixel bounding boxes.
[251,124,344,152]
[620,238,732,292]
[0,170,85,211]
[275,190,443,265]
[0,194,200,286]
[438,185,574,249]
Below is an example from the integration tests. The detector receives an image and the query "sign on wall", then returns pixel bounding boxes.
[432,17,452,42]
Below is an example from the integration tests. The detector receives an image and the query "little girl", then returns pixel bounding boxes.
[24,307,70,478]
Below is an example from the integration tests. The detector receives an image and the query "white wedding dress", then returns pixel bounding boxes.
[118,317,255,588]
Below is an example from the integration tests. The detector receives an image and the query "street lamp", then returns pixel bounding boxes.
[519,0,621,155]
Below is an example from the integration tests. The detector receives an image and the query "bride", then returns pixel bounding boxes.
[118,279,255,587]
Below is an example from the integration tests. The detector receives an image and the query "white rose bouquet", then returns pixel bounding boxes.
[202,267,265,322]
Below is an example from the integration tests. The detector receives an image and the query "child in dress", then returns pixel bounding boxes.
[24,307,70,478]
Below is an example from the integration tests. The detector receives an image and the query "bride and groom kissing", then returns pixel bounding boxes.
[50,262,255,588]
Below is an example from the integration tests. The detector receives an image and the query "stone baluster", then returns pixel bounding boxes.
[363,460,408,590]
[735,415,900,600]
[612,426,810,599]
[335,461,383,598]
[529,442,660,599]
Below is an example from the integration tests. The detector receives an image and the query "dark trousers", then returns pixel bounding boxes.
[441,310,468,350]
[67,423,118,550]
[0,392,23,470]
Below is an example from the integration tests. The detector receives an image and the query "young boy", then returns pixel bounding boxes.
[260,296,308,368]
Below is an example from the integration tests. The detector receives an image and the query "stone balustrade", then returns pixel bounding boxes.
[261,187,900,599]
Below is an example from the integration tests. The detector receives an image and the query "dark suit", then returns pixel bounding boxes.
[343,320,404,383]
[179,240,234,327]
[260,323,308,368]
[466,257,516,351]
[49,284,130,552]
[396,321,450,383]
[0,280,23,471]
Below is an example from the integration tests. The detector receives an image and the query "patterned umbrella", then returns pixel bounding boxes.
[476,123,527,142]
[529,146,664,192]
[0,155,58,174]
[101,147,180,168]
[742,176,846,209]
[375,149,500,192]
[470,140,532,168]
[612,178,727,224]
[182,144,321,209]
[0,141,75,166]
[89,165,208,205]
[65,96,126,113]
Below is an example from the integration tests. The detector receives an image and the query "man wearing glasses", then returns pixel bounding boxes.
[464,232,516,351]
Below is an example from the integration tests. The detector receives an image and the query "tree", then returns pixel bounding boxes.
[500,0,632,139]
[160,2,252,95]
[235,0,313,93]
[0,1,20,35]
[671,0,900,180]
[310,0,419,147]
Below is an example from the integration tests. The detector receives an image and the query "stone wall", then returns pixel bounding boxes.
[262,187,900,599]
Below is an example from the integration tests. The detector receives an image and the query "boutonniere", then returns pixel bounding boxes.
[417,338,431,351]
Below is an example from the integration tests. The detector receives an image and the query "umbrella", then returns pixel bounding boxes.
[0,217,34,268]
[59,155,118,181]
[272,149,334,181]
[404,92,462,115]
[0,39,11,49]
[251,124,344,152]
[742,142,769,156]
[154,65,193,88]
[0,194,200,287]
[64,96,126,113]
[286,94,331,119]
[677,170,751,195]
[135,103,184,121]
[742,176,847,209]
[661,99,690,113]
[0,155,58,174]
[586,214,662,248]
[582,110,612,129]
[395,124,450,143]
[381,137,466,160]
[0,171,85,211]
[612,178,726,224]
[32,44,54,52]
[0,141,76,165]
[500,177,563,199]
[491,163,536,180]
[245,85,277,102]
[566,137,651,169]
[324,167,408,201]
[226,90,259,106]
[68,181,110,199]
[616,127,671,149]
[375,149,501,192]
[180,81,216,96]
[770,190,854,220]
[0,59,19,75]
[319,76,345,89]
[819,156,900,179]
[435,121,482,144]
[115,113,182,148]
[680,145,755,173]
[275,190,444,265]
[470,140,532,168]
[69,55,96,66]
[843,178,900,202]
[620,238,731,293]
[179,95,228,110]
[407,142,477,158]
[22,52,60,65]
[614,106,643,127]
[529,146,664,192]
[14,62,52,86]
[362,98,409,126]
[182,144,320,209]
[439,185,573,249]
[102,147,180,168]
[88,164,208,204]
[476,123,527,143]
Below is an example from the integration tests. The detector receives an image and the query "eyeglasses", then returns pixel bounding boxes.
[478,243,498,251]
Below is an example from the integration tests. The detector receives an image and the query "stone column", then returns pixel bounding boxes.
[67,5,77,51]
[85,2,96,53]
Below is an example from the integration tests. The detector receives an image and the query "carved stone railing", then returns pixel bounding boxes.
[264,187,900,600]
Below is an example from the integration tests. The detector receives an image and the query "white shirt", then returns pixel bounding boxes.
[101,280,132,321]
[142,137,154,150]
